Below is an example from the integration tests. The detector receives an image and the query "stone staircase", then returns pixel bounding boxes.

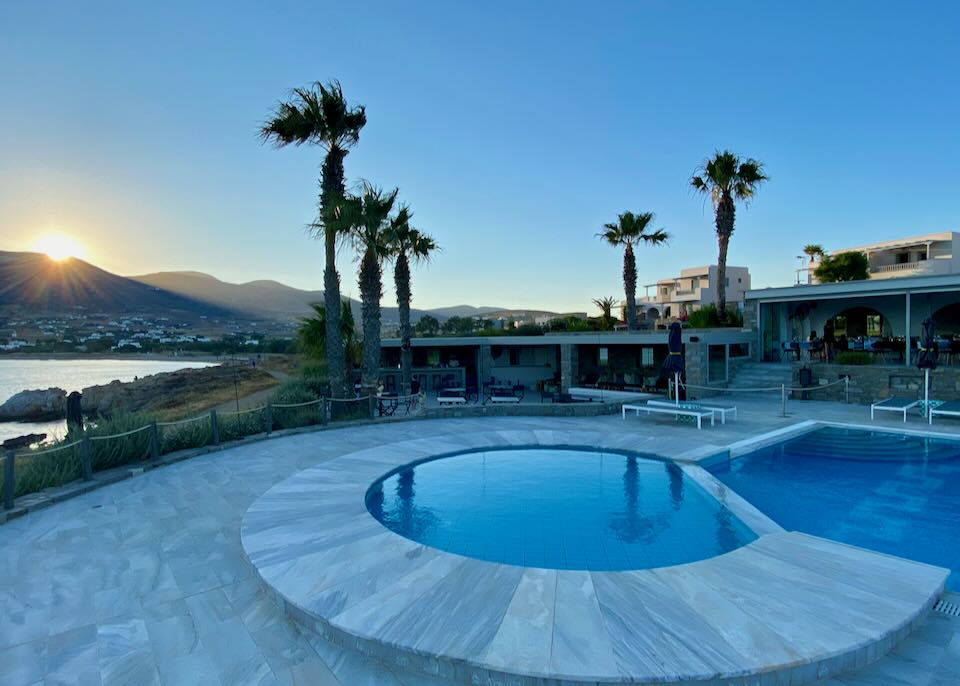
[728,361,794,390]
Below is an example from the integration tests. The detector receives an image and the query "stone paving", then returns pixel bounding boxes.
[1,398,959,685]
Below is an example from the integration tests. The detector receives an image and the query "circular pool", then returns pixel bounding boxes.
[366,447,756,570]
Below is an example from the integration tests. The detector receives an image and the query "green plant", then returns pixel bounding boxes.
[592,297,619,331]
[686,304,743,328]
[83,412,153,470]
[835,351,873,365]
[597,212,668,329]
[691,150,768,312]
[814,252,870,283]
[160,417,212,454]
[414,314,440,337]
[270,379,324,430]
[218,409,266,442]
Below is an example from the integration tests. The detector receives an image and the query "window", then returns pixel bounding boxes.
[599,347,609,366]
[896,252,909,264]
[725,277,730,287]
[833,316,848,337]
[729,342,750,358]
[641,347,653,365]
[691,277,700,289]
[509,348,520,365]
[867,315,882,337]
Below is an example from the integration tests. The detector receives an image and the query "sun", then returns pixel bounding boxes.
[32,234,86,262]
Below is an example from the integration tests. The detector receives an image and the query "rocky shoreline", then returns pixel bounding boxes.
[0,364,278,422]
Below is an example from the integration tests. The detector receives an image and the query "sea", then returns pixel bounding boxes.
[0,358,214,445]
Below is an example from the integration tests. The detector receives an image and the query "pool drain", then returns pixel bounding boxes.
[933,599,960,617]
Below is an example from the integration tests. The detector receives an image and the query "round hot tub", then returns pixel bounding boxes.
[366,447,756,571]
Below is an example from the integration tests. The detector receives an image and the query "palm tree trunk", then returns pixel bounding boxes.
[623,243,637,330]
[359,245,382,397]
[714,193,736,315]
[321,147,347,397]
[394,251,412,394]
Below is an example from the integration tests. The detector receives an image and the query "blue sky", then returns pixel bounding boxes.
[1,1,957,312]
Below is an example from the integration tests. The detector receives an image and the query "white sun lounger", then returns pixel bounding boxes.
[871,397,921,422]
[437,390,466,405]
[647,399,737,425]
[622,403,715,430]
[929,401,960,425]
[489,395,520,404]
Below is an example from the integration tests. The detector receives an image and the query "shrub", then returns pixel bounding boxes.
[835,351,873,365]
[160,416,212,454]
[218,408,266,442]
[270,379,324,430]
[686,304,744,328]
[300,362,330,396]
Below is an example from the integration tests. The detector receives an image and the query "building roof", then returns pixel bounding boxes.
[831,231,957,255]
[746,272,960,303]
[381,329,752,347]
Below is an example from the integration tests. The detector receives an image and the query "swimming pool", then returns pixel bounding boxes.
[366,447,756,571]
[710,426,960,590]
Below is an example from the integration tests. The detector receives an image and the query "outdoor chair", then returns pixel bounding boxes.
[870,397,921,422]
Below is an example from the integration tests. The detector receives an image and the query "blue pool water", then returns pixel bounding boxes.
[710,426,960,590]
[366,448,756,571]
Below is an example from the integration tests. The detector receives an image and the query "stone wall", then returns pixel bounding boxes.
[788,362,960,404]
[559,344,578,391]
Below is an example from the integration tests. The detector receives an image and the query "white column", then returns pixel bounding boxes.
[905,292,911,367]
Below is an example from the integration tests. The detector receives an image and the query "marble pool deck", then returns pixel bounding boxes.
[240,428,948,685]
[2,399,960,685]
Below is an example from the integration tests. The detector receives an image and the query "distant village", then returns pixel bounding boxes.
[0,308,298,354]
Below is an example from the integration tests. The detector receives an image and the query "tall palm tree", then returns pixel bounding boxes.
[330,182,398,396]
[597,212,668,329]
[386,206,438,394]
[260,81,366,398]
[691,150,767,315]
[803,244,825,262]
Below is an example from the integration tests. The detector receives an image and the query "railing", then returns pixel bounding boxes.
[871,261,928,273]
[1,392,425,510]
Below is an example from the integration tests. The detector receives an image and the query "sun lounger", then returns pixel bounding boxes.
[437,389,466,405]
[622,403,715,430]
[647,399,737,425]
[871,397,921,422]
[929,401,960,425]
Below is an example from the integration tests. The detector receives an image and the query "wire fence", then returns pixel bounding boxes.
[1,391,427,509]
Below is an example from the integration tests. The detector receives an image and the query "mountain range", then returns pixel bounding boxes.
[0,252,227,315]
[0,251,514,322]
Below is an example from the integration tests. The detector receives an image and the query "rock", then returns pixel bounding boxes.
[0,387,67,421]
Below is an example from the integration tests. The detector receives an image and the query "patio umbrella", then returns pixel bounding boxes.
[917,317,938,415]
[662,322,685,404]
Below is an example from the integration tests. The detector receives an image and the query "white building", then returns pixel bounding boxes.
[808,231,960,283]
[638,265,751,319]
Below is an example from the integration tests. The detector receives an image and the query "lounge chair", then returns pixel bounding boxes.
[870,397,921,422]
[647,399,737,425]
[622,402,715,430]
[437,389,466,405]
[929,401,960,425]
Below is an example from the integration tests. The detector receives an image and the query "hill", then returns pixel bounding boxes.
[0,252,229,315]
[131,270,441,324]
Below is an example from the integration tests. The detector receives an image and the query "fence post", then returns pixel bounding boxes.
[210,410,220,446]
[149,421,160,460]
[3,449,14,510]
[264,403,273,436]
[844,376,850,404]
[80,435,93,481]
[322,398,330,425]
[780,384,787,417]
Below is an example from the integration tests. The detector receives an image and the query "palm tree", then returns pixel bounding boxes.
[597,212,668,330]
[592,296,618,331]
[691,150,768,316]
[330,182,398,396]
[386,206,438,394]
[260,80,366,398]
[297,300,360,378]
[803,244,825,262]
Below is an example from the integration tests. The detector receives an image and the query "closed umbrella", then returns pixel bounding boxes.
[662,322,685,404]
[917,317,938,415]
